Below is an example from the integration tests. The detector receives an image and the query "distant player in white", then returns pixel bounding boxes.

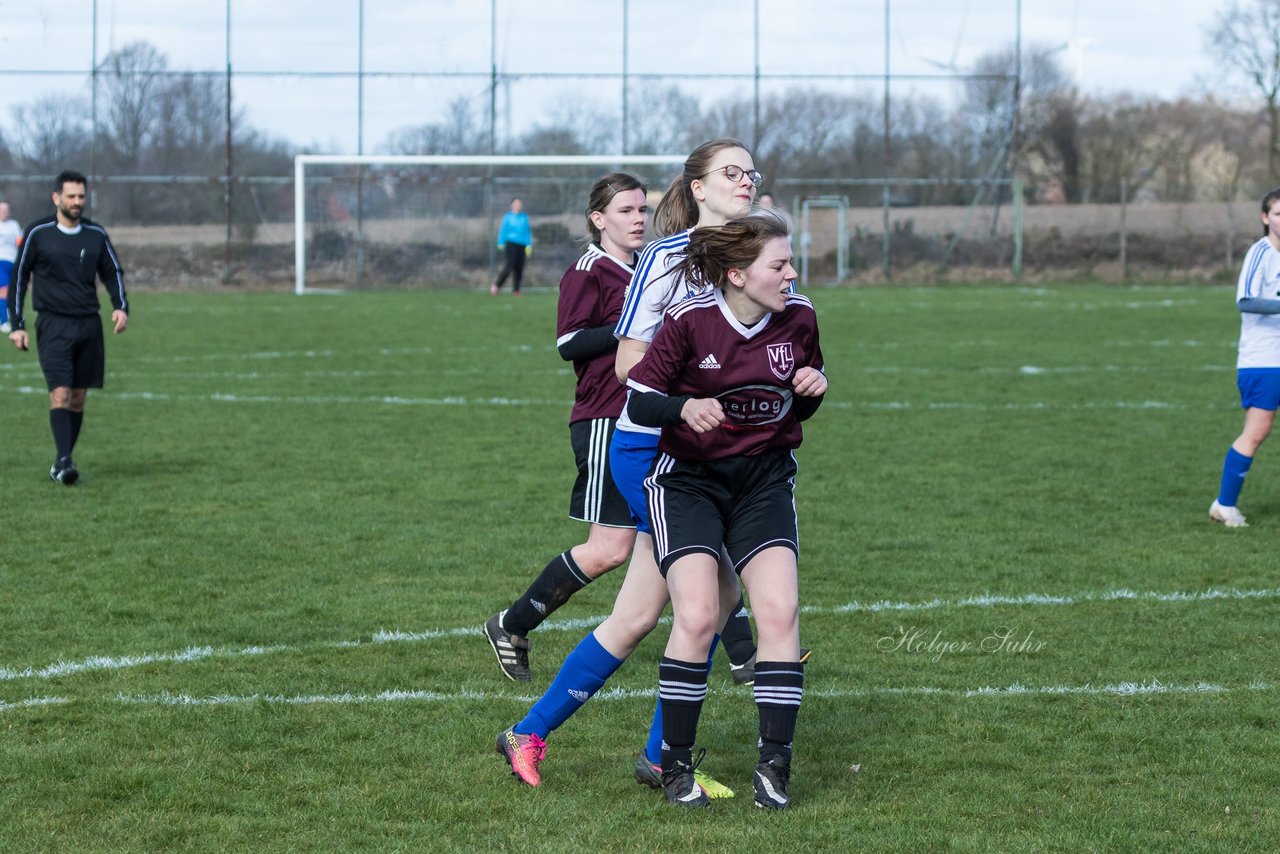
[0,200,20,332]
[1210,187,1280,527]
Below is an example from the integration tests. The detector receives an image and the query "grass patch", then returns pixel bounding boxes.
[1,284,1277,850]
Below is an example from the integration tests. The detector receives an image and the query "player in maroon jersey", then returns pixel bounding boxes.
[484,174,649,682]
[625,209,826,809]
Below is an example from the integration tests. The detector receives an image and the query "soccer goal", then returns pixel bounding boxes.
[293,154,686,295]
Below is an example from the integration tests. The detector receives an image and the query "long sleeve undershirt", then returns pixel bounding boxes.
[1239,296,1280,315]
[556,324,617,361]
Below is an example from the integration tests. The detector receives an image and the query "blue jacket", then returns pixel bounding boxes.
[497,212,532,248]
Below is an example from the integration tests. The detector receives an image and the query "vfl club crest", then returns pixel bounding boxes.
[767,342,795,381]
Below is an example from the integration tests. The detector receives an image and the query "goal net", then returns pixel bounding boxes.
[293,154,686,294]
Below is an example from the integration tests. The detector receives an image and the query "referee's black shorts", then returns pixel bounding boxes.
[645,447,799,576]
[569,417,634,528]
[36,312,106,391]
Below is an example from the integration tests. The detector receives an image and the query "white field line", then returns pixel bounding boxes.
[2,586,1277,687]
[828,585,1280,614]
[0,384,1231,412]
[3,678,1255,713]
[0,696,72,712]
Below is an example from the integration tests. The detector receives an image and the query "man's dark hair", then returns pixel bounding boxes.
[55,169,88,193]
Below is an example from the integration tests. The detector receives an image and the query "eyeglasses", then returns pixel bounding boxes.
[699,164,764,188]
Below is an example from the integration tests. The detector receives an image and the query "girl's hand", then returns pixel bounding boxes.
[793,367,827,397]
[681,398,725,433]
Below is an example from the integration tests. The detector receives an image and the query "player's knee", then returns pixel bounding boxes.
[753,602,799,641]
[577,548,630,579]
[615,606,662,640]
[673,603,720,641]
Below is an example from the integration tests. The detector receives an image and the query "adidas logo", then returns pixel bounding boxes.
[698,353,721,370]
[568,689,590,702]
[531,599,547,615]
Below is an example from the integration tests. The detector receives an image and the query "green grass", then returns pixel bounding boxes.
[1,283,1277,851]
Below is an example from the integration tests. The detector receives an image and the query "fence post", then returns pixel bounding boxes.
[1012,176,1023,280]
[1119,175,1128,281]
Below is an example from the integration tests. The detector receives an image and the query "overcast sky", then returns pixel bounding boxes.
[0,0,1232,154]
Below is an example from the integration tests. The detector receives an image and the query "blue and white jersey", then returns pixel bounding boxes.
[614,229,703,435]
[1237,236,1280,368]
[615,228,699,345]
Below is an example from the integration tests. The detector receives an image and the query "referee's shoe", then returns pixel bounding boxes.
[50,456,79,486]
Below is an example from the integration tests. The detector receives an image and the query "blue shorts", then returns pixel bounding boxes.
[608,428,660,535]
[1238,368,1280,410]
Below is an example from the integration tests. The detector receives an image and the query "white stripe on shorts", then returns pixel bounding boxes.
[645,452,676,561]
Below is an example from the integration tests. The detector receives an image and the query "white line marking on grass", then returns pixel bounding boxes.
[93,679,1273,711]
[0,696,72,712]
[0,384,1230,413]
[5,587,1276,686]
[830,586,1280,614]
[0,644,286,681]
[0,385,564,408]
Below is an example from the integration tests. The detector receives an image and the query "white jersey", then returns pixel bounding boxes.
[614,228,706,435]
[0,217,21,264]
[1236,236,1280,368]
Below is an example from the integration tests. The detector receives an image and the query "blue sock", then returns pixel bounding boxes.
[1218,447,1253,507]
[514,630,623,739]
[644,635,720,765]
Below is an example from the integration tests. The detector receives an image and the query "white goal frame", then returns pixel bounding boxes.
[293,154,686,295]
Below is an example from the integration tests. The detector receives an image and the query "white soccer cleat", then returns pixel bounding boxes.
[1209,500,1248,528]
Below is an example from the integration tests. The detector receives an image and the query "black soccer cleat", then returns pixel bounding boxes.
[753,754,792,809]
[484,610,531,681]
[661,754,711,809]
[51,457,79,486]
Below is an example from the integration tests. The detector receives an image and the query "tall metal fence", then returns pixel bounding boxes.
[0,1,1027,287]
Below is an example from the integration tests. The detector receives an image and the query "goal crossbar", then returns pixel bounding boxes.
[293,153,685,294]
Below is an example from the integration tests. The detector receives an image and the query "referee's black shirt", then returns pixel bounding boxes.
[7,215,128,331]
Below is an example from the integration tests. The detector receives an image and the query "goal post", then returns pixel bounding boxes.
[293,154,686,295]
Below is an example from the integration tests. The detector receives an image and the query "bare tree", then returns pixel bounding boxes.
[1207,0,1280,182]
[8,95,93,171]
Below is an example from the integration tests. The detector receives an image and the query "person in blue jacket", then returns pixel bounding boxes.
[492,197,533,295]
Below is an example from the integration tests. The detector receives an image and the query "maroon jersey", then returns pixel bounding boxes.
[627,288,823,461]
[556,243,634,423]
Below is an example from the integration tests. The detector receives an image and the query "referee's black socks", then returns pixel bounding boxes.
[505,550,592,636]
[49,408,74,460]
[69,410,84,452]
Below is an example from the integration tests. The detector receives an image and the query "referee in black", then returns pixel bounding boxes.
[6,169,129,485]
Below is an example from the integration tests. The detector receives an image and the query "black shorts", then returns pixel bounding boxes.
[645,448,799,576]
[36,313,106,391]
[569,417,634,528]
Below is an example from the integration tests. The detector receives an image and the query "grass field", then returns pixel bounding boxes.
[1,283,1277,851]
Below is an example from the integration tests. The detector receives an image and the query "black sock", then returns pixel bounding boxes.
[49,408,73,460]
[720,595,756,667]
[69,410,84,452]
[754,660,805,764]
[504,550,591,635]
[658,657,708,771]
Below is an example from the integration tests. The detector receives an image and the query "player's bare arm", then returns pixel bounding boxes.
[615,337,648,384]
